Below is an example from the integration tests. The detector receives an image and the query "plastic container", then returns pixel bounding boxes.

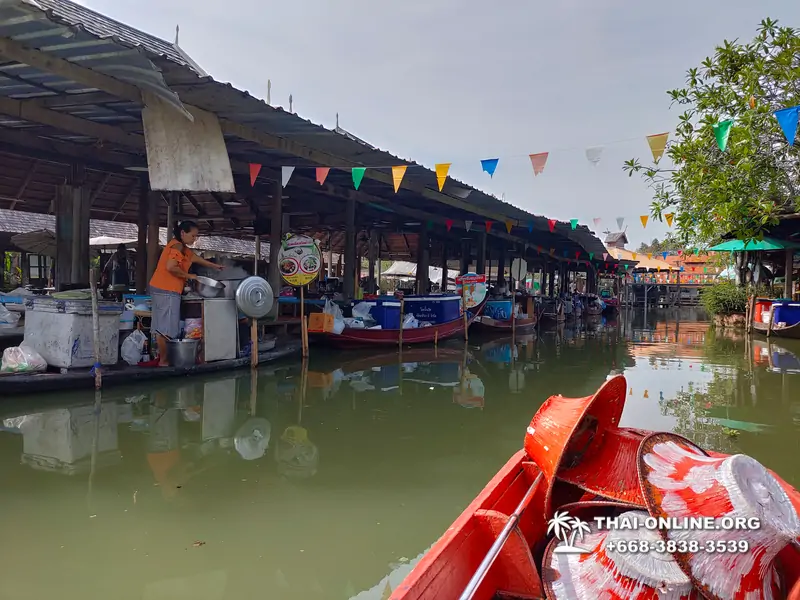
[485,300,513,320]
[771,302,800,327]
[23,297,122,368]
[367,298,402,329]
[402,295,461,324]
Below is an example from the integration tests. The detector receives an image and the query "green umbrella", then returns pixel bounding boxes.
[708,237,800,252]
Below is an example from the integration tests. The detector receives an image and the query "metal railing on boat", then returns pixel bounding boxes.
[458,472,544,600]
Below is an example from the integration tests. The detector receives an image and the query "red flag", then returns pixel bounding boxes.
[249,163,261,187]
[445,219,453,232]
[485,221,493,232]
[548,219,556,233]
[575,250,580,259]
[316,167,330,185]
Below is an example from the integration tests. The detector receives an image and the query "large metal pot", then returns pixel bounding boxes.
[166,338,200,368]
[219,278,245,299]
[195,276,225,298]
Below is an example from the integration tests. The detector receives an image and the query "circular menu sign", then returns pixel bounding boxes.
[455,273,488,309]
[278,233,321,287]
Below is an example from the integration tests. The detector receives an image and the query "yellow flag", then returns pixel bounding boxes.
[647,253,652,260]
[505,220,513,233]
[646,132,669,162]
[632,252,637,260]
[391,166,407,192]
[435,163,451,192]
[665,213,674,227]
[640,215,649,228]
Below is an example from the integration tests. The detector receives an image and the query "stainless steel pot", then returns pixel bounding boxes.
[195,275,225,298]
[166,338,200,368]
[219,278,245,299]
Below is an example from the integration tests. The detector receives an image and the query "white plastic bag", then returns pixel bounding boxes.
[0,304,20,328]
[351,302,373,320]
[121,330,147,366]
[324,299,345,335]
[1,343,47,373]
[403,314,419,329]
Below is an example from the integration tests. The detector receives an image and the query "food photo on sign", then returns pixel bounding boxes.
[278,233,322,288]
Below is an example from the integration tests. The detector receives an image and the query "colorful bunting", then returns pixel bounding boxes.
[712,119,733,152]
[677,250,683,256]
[647,253,652,260]
[316,167,330,186]
[749,96,756,109]
[391,166,407,192]
[774,106,800,146]
[665,213,674,227]
[575,250,580,259]
[465,220,472,232]
[485,220,493,233]
[505,220,513,233]
[434,163,451,191]
[548,219,556,233]
[616,217,624,230]
[445,219,453,232]
[585,146,603,166]
[646,132,669,162]
[481,158,499,177]
[570,218,578,230]
[640,215,649,228]
[249,163,261,187]
[589,252,594,261]
[662,251,668,260]
[602,253,608,261]
[528,222,533,233]
[352,167,366,190]
[529,153,548,176]
[281,166,294,188]
[593,217,602,228]
[632,253,637,260]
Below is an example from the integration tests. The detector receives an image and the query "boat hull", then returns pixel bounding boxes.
[753,321,800,339]
[391,443,800,600]
[472,316,537,335]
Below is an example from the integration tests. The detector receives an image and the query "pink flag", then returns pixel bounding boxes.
[316,167,330,185]
[603,253,608,261]
[529,152,549,176]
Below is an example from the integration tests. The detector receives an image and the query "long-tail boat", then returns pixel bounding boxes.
[751,298,800,339]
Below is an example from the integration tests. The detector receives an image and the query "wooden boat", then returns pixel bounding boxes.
[472,315,537,335]
[310,299,486,348]
[391,440,800,600]
[750,298,800,339]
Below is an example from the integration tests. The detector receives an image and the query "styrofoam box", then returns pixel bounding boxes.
[23,297,122,368]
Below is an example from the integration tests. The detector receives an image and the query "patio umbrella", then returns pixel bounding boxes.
[89,235,137,247]
[709,237,800,252]
[10,229,56,257]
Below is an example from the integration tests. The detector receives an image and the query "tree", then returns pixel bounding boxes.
[624,19,800,246]
[637,233,684,254]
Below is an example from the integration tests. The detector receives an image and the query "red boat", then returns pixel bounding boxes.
[311,299,486,348]
[391,377,800,600]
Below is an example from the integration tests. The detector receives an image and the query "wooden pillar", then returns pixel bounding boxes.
[477,232,487,275]
[166,191,178,241]
[785,249,794,299]
[344,196,356,301]
[497,242,506,288]
[368,229,378,294]
[417,226,430,294]
[54,184,72,290]
[146,191,160,284]
[459,239,470,275]
[136,181,148,293]
[548,263,555,296]
[268,180,283,313]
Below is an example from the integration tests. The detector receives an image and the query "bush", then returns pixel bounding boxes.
[700,281,748,316]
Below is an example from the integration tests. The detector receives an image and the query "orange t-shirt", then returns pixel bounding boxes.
[149,239,193,293]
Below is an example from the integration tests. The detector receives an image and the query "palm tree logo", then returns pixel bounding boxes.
[547,511,592,554]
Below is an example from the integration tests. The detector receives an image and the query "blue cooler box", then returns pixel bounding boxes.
[403,294,462,324]
[359,298,402,329]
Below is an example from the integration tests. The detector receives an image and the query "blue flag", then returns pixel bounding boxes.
[480,158,499,177]
[774,106,800,146]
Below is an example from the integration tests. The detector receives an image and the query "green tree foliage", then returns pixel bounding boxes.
[636,234,684,254]
[624,19,800,245]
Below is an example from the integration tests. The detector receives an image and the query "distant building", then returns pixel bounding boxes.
[604,232,629,250]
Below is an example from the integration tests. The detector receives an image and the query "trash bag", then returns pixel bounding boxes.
[351,302,372,320]
[403,313,419,329]
[121,329,147,366]
[1,343,47,373]
[0,304,20,328]
[324,299,345,335]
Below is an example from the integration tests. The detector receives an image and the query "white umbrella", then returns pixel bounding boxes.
[89,235,137,247]
[10,229,56,257]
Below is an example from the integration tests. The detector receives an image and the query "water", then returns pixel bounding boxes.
[0,309,798,599]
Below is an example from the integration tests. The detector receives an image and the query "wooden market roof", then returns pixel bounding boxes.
[0,0,613,266]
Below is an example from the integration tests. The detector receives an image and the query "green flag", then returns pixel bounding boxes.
[712,120,733,152]
[589,252,594,261]
[352,167,366,190]
[570,218,578,230]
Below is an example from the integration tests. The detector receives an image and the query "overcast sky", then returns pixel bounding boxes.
[79,0,800,248]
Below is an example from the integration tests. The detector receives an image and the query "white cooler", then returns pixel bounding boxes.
[23,297,123,368]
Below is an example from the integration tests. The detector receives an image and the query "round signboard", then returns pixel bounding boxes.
[278,233,321,287]
[455,273,488,309]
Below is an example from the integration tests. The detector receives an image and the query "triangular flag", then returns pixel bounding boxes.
[643,390,649,399]
[570,218,578,230]
[529,152,548,176]
[646,132,669,162]
[445,219,453,232]
[774,106,800,146]
[694,248,700,255]
[602,253,608,261]
[662,251,668,260]
[481,158,499,177]
[616,217,624,230]
[749,96,756,109]
[249,163,261,187]
[647,253,652,260]
[585,146,604,165]
[426,220,433,230]
[575,250,580,259]
[435,163,451,191]
[485,221,493,232]
[589,252,594,261]
[548,219,556,233]
[528,222,533,233]
[281,166,294,188]
[677,250,683,256]
[316,167,330,185]
[465,220,472,232]
[624,264,629,270]
[505,220,513,233]
[352,167,366,190]
[665,213,674,227]
[712,120,733,151]
[593,218,602,228]
[391,166,407,192]
[632,253,637,260]
[640,215,649,228]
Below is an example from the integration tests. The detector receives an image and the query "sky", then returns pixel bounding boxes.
[76,0,800,248]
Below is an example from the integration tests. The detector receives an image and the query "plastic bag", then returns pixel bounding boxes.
[324,299,345,335]
[1,343,47,373]
[0,304,20,328]
[121,330,147,366]
[403,314,419,329]
[351,302,373,320]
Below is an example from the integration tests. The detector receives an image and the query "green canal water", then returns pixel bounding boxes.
[0,308,798,599]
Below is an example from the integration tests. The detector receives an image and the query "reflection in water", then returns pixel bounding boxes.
[0,308,798,599]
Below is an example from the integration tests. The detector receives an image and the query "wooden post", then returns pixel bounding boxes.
[434,328,438,347]
[747,295,756,334]
[462,285,469,342]
[89,269,102,390]
[512,306,516,346]
[300,285,308,357]
[767,303,775,338]
[399,297,405,349]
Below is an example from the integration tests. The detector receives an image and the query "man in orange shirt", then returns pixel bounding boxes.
[149,221,223,366]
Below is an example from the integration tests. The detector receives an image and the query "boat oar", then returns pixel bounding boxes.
[458,472,543,600]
